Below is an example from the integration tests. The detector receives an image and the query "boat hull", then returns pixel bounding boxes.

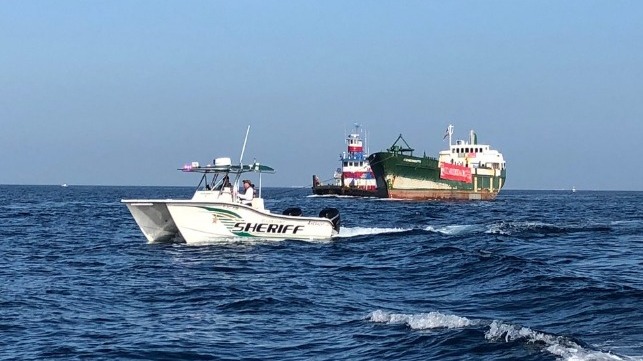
[368,152,506,201]
[122,200,180,242]
[312,185,379,197]
[166,202,337,244]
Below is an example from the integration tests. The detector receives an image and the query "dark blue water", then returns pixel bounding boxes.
[1,185,642,361]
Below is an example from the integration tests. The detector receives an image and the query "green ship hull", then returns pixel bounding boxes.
[367,130,506,200]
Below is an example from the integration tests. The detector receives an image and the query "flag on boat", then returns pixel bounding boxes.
[443,127,449,140]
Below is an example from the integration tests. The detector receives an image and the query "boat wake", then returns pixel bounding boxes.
[338,224,480,238]
[368,310,640,361]
[424,224,479,235]
[485,220,612,237]
[336,226,411,238]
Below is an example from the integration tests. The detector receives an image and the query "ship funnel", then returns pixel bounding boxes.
[470,130,477,145]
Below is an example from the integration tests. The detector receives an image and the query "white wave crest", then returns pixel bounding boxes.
[486,320,565,344]
[547,343,627,361]
[369,309,476,330]
[485,223,510,235]
[486,320,633,361]
[611,220,643,226]
[370,312,641,361]
[336,227,410,238]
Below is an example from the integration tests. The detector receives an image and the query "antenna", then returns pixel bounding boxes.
[239,125,250,164]
[231,125,251,201]
[364,127,369,156]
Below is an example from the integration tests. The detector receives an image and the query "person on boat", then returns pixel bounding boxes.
[216,175,232,190]
[238,179,255,205]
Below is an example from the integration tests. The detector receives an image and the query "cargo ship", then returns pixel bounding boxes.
[312,124,378,197]
[367,125,506,200]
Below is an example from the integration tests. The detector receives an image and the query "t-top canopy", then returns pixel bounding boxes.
[179,161,275,174]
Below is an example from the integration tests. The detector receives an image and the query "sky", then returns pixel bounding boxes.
[1,1,642,190]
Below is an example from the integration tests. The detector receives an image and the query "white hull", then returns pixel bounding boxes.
[122,200,179,242]
[166,202,336,244]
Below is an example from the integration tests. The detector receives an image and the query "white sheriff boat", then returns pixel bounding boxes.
[122,157,341,244]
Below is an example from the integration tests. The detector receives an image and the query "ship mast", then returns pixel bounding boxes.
[447,124,454,146]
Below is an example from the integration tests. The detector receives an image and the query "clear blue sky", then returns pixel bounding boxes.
[2,1,642,190]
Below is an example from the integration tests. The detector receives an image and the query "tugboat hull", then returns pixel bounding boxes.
[312,182,379,197]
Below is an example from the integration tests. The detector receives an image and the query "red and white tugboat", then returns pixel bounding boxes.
[312,124,378,197]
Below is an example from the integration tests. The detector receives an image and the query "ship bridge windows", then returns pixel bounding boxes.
[452,147,486,154]
[345,161,365,167]
[452,146,491,154]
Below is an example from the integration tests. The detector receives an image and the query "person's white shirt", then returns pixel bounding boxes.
[238,181,254,204]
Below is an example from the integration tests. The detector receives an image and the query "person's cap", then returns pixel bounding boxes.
[242,179,251,184]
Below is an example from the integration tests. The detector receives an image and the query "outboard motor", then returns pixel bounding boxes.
[282,207,303,216]
[319,207,341,233]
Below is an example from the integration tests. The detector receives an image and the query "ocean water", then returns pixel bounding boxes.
[1,185,642,361]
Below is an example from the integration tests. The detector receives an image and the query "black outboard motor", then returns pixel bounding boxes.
[282,207,303,216]
[319,207,341,233]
